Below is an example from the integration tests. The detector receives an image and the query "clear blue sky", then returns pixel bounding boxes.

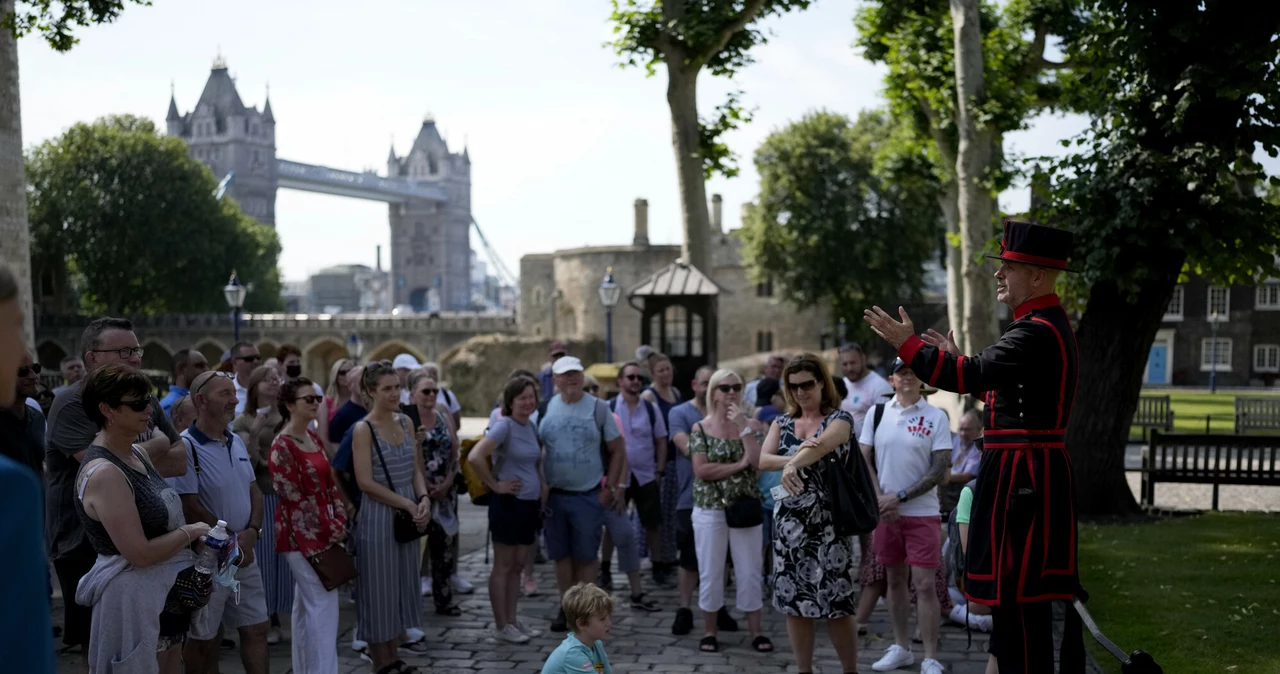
[20,0,1099,283]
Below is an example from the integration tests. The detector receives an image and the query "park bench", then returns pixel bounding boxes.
[1235,397,1280,434]
[1140,430,1280,510]
[1132,395,1174,441]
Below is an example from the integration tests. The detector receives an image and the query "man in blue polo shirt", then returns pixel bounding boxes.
[159,349,208,416]
[172,370,269,674]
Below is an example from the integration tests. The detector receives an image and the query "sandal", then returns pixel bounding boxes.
[435,604,463,616]
[375,661,407,674]
[699,635,719,652]
[752,635,774,652]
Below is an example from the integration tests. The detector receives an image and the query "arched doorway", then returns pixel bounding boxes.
[194,340,228,370]
[37,340,68,369]
[365,340,428,366]
[256,340,280,360]
[302,337,348,389]
[141,341,175,381]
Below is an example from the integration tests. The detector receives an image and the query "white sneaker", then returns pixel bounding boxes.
[451,574,476,594]
[350,636,367,652]
[921,658,944,674]
[420,577,432,597]
[515,618,543,638]
[872,644,915,672]
[405,627,425,643]
[497,624,530,644]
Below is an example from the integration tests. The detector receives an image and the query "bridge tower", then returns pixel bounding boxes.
[167,56,278,225]
[386,118,473,312]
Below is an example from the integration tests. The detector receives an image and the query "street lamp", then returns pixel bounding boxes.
[1210,310,1219,393]
[223,271,248,342]
[346,333,365,363]
[598,266,621,362]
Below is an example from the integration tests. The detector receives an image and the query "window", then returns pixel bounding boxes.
[1207,285,1230,321]
[756,330,774,353]
[1163,285,1184,321]
[1200,338,1232,372]
[532,287,543,306]
[1257,282,1280,310]
[1254,344,1280,373]
[756,277,774,298]
[664,305,689,357]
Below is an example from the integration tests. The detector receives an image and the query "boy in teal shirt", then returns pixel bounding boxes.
[541,583,614,674]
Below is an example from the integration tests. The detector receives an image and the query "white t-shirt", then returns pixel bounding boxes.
[858,394,953,517]
[842,371,894,436]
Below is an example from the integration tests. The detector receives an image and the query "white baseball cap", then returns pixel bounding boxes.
[551,356,584,375]
[392,353,421,370]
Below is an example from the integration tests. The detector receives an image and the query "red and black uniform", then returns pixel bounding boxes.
[899,293,1084,673]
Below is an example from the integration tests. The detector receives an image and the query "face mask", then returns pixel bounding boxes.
[285,364,302,378]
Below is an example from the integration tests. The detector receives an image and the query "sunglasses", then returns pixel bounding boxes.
[192,371,235,396]
[419,388,439,396]
[716,383,743,393]
[294,395,322,405]
[787,380,819,392]
[18,363,41,377]
[551,352,566,360]
[585,385,600,393]
[236,354,262,363]
[114,397,151,412]
[623,374,643,382]
[337,369,352,378]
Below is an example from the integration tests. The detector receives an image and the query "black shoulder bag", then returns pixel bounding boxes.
[825,409,879,537]
[697,425,763,529]
[366,420,427,544]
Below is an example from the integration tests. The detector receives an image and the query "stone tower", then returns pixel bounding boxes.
[168,56,278,225]
[385,118,472,312]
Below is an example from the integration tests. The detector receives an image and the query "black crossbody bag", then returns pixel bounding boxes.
[366,420,427,544]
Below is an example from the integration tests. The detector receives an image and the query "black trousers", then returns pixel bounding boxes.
[53,545,97,647]
[990,600,1086,674]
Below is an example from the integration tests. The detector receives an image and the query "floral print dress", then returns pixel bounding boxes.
[771,409,862,618]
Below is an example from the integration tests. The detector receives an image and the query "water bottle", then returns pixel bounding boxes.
[195,520,230,575]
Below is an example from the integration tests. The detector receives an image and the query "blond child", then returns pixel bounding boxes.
[541,583,614,674]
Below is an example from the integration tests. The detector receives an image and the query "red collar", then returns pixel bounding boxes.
[1013,294,1061,320]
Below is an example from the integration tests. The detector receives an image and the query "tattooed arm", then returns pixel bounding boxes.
[902,449,950,501]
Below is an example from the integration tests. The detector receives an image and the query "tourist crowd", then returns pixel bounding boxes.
[0,286,989,674]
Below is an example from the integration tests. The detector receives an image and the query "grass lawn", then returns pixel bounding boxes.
[1079,512,1280,674]
[1130,391,1280,440]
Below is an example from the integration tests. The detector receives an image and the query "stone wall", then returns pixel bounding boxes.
[439,334,604,415]
[519,254,555,337]
[550,244,681,358]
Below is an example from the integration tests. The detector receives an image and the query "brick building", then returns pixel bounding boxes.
[1146,276,1280,387]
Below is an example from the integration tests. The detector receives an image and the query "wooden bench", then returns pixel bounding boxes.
[1235,397,1280,433]
[1132,395,1174,440]
[1141,431,1280,510]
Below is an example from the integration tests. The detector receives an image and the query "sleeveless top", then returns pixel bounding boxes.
[75,445,185,556]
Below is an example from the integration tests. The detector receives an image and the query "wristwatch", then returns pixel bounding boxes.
[896,489,908,503]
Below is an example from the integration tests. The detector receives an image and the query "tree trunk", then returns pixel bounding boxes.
[1068,252,1185,518]
[0,0,33,342]
[937,179,964,353]
[665,61,712,274]
[949,0,1000,359]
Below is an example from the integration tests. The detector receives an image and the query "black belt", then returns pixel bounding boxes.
[549,487,600,496]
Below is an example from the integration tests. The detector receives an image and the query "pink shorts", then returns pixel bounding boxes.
[874,515,942,568]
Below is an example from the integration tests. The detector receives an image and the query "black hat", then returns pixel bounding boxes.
[891,357,909,374]
[986,220,1075,271]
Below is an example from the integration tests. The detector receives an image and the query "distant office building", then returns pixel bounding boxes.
[308,264,389,314]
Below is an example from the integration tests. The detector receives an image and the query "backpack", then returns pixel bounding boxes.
[459,435,491,506]
[608,396,657,440]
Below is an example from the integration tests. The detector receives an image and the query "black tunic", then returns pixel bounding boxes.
[899,293,1079,606]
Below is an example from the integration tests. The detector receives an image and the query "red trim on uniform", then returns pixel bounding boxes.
[898,334,925,367]
[955,356,967,394]
[929,351,945,387]
[1013,294,1062,320]
[1000,250,1069,270]
[1043,448,1078,576]
[985,428,1067,435]
[984,442,1066,449]
[1031,317,1068,428]
[987,391,996,428]
[965,593,999,607]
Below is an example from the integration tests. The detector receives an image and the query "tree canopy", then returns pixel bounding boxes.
[26,115,282,315]
[4,0,148,50]
[737,109,943,336]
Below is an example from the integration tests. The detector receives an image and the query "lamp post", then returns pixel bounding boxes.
[346,333,365,364]
[598,267,621,362]
[223,272,248,343]
[1210,310,1219,393]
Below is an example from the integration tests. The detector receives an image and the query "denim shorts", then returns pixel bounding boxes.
[544,489,605,562]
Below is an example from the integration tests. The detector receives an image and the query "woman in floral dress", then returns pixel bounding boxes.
[270,377,349,674]
[403,370,461,616]
[758,353,860,674]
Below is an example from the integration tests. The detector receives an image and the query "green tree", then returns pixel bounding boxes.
[26,115,282,315]
[1,1,150,339]
[855,0,1079,355]
[1039,0,1280,517]
[737,109,943,335]
[608,0,812,274]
